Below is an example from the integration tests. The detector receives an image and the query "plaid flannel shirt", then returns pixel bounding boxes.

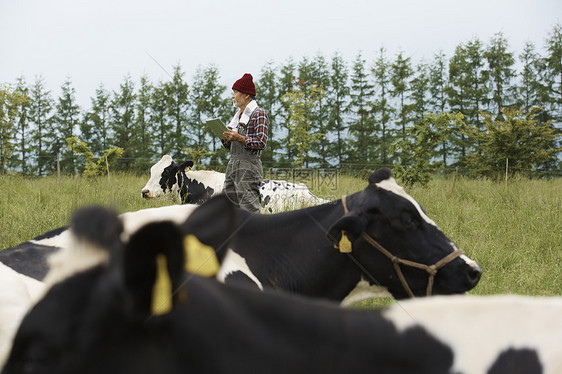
[223,108,269,156]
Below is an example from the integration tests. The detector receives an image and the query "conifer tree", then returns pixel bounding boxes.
[326,52,349,167]
[135,75,154,169]
[28,76,54,175]
[407,62,433,167]
[347,52,375,165]
[302,54,330,166]
[389,51,415,165]
[447,43,471,162]
[409,62,430,123]
[256,61,279,165]
[518,42,544,112]
[390,51,414,139]
[13,77,31,174]
[110,75,136,171]
[282,83,325,168]
[53,78,81,174]
[277,58,297,164]
[543,23,562,122]
[164,65,190,161]
[83,84,111,156]
[484,32,516,119]
[447,38,489,162]
[187,67,206,150]
[429,51,448,113]
[151,81,174,157]
[200,65,229,166]
[463,38,490,127]
[371,47,395,164]
[429,51,451,165]
[297,56,315,91]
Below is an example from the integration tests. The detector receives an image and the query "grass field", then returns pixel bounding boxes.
[1,172,560,300]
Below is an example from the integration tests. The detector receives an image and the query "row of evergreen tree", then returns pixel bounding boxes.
[1,24,561,176]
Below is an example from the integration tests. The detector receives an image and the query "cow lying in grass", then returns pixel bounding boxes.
[0,204,199,365]
[182,168,482,302]
[141,155,329,212]
[2,205,559,374]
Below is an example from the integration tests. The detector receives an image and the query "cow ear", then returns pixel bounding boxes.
[178,160,194,171]
[124,221,186,317]
[327,214,367,253]
[179,194,236,262]
[70,206,123,252]
[369,167,392,185]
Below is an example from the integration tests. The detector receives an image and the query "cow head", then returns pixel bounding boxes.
[328,168,482,299]
[141,155,193,200]
[4,198,235,374]
[142,155,226,205]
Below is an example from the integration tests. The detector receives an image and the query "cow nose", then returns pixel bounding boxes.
[467,265,482,287]
[141,189,151,199]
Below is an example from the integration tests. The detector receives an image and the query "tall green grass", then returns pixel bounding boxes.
[409,175,561,296]
[1,172,560,297]
[0,174,172,249]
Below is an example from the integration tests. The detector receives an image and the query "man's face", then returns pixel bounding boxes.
[232,90,248,108]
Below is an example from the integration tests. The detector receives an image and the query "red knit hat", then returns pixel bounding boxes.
[232,73,256,96]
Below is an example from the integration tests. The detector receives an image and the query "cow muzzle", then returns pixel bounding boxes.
[141,189,152,199]
[359,232,466,298]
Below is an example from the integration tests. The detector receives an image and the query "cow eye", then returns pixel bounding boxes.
[400,211,419,229]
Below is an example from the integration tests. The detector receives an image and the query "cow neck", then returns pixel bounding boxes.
[341,195,464,298]
[233,204,359,299]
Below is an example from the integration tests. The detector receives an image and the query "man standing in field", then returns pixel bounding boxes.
[222,73,269,213]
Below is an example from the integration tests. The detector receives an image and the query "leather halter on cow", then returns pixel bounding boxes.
[335,195,464,298]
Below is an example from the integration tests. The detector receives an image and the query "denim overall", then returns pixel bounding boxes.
[223,111,263,213]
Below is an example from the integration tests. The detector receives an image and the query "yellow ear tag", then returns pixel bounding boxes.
[151,254,173,316]
[183,235,220,277]
[184,166,191,172]
[337,230,352,253]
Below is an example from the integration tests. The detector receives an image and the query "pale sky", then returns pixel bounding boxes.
[1,0,561,108]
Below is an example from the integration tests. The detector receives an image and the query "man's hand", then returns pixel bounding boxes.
[223,130,245,143]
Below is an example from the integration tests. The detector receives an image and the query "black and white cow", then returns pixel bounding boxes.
[141,155,224,205]
[182,168,482,302]
[0,204,199,365]
[3,207,559,374]
[141,155,329,212]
